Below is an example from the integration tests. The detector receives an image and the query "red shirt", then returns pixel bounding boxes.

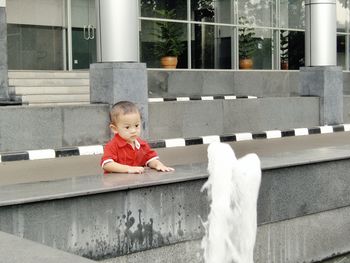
[101,134,158,170]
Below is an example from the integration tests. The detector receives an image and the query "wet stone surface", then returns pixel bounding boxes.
[320,253,350,263]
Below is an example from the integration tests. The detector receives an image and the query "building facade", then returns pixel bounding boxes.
[5,0,349,71]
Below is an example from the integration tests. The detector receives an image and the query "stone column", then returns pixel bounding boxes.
[300,66,343,125]
[91,1,149,137]
[300,0,342,125]
[0,0,9,101]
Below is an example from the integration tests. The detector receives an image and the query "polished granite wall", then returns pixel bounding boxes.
[0,96,321,152]
[0,104,110,152]
[0,7,9,100]
[148,70,350,98]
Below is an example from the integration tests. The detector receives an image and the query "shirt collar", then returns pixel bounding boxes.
[134,139,140,149]
[115,134,141,149]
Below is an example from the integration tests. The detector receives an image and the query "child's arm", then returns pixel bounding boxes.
[147,159,174,172]
[103,161,145,174]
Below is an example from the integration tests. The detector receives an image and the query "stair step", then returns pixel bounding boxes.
[28,102,91,106]
[9,78,90,87]
[21,94,90,103]
[8,70,89,79]
[15,86,89,95]
[8,71,91,105]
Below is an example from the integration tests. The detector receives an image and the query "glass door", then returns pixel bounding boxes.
[70,0,96,69]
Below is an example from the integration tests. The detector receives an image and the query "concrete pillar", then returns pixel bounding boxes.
[305,0,336,66]
[0,0,9,101]
[95,0,138,62]
[301,1,342,125]
[90,63,149,138]
[91,2,147,136]
[300,66,343,125]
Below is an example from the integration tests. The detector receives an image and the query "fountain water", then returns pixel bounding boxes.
[201,142,261,263]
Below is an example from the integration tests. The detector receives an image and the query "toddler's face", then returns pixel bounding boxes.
[111,112,141,143]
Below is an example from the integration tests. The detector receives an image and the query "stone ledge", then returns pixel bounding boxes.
[2,143,350,208]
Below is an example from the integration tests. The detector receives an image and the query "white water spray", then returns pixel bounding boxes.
[201,142,261,263]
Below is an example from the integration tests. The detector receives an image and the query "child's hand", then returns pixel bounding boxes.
[154,163,175,172]
[127,166,145,174]
[148,159,174,172]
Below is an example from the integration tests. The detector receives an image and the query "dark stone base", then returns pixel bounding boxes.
[0,100,22,106]
[90,62,149,138]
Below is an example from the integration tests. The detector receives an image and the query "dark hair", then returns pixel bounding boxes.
[110,101,140,124]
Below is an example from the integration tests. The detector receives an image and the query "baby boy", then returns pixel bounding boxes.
[101,101,174,174]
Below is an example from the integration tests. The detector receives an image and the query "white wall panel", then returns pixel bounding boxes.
[7,0,64,27]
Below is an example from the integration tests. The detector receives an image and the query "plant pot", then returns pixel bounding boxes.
[239,58,253,69]
[160,56,178,69]
[281,62,289,70]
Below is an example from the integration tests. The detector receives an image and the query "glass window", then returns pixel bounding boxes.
[280,0,305,29]
[140,20,188,68]
[337,34,346,69]
[191,0,233,24]
[140,0,187,20]
[337,0,348,32]
[287,30,305,69]
[252,28,273,69]
[7,24,63,70]
[237,0,275,27]
[280,30,289,70]
[191,24,233,69]
[139,0,350,70]
[238,17,272,70]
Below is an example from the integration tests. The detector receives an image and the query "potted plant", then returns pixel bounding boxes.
[238,16,257,69]
[153,9,185,69]
[280,30,289,70]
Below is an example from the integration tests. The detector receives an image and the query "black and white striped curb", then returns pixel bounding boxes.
[0,145,104,163]
[148,124,350,148]
[148,95,258,102]
[1,124,349,163]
